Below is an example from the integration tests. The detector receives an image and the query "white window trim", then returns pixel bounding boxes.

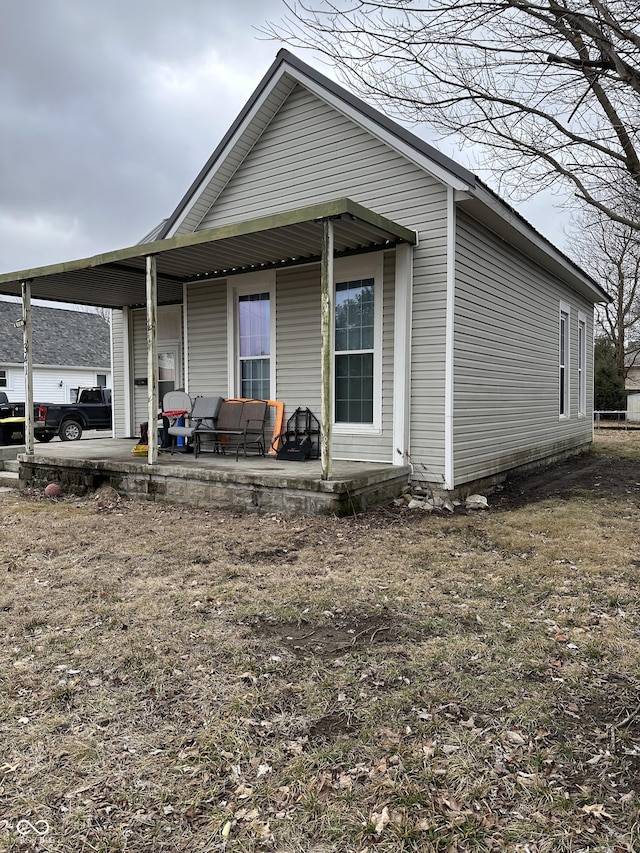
[577,311,587,418]
[560,301,571,420]
[227,271,276,400]
[333,253,383,436]
[0,367,10,390]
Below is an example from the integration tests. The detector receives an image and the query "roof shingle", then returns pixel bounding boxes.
[0,302,110,367]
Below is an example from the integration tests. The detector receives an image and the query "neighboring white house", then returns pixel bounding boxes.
[0,302,111,403]
[0,50,608,492]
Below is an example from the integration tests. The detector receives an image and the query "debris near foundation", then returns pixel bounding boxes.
[395,485,489,513]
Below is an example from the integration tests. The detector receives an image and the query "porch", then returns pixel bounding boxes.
[4,437,411,515]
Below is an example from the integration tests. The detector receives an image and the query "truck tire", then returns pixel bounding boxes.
[35,432,54,443]
[59,420,83,442]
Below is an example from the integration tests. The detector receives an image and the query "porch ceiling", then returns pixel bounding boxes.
[0,199,416,310]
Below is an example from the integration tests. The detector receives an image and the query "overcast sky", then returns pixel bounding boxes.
[1,0,569,279]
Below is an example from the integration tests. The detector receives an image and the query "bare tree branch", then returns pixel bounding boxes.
[263,0,640,229]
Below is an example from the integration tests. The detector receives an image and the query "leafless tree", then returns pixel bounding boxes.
[264,1,640,229]
[568,204,640,376]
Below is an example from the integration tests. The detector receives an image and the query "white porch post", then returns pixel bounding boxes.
[21,280,34,456]
[393,243,413,465]
[320,218,335,481]
[146,255,158,465]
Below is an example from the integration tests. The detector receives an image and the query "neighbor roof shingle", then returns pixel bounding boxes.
[0,302,110,367]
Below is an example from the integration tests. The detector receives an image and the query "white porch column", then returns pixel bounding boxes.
[21,280,34,456]
[320,218,335,481]
[146,255,158,465]
[392,243,413,465]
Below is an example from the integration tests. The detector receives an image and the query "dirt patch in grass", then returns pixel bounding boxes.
[497,429,640,507]
[251,612,403,660]
[0,432,638,852]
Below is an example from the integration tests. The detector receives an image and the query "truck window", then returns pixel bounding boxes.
[80,389,103,404]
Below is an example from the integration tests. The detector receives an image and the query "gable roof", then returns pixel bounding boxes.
[159,49,476,239]
[159,49,608,305]
[0,301,110,367]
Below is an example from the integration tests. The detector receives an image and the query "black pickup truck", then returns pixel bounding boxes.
[3,387,112,443]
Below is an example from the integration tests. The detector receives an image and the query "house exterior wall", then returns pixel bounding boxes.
[192,83,449,474]
[184,280,228,397]
[111,309,128,437]
[130,306,184,433]
[1,364,110,405]
[452,210,594,485]
[131,309,147,432]
[180,251,395,463]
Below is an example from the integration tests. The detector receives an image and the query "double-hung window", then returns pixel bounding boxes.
[0,368,7,388]
[578,312,587,416]
[229,272,275,401]
[559,304,570,418]
[333,256,382,431]
[335,279,374,424]
[239,293,271,399]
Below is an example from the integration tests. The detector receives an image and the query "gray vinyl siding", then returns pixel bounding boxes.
[197,85,447,235]
[453,211,594,485]
[131,309,147,433]
[111,309,127,437]
[185,280,228,397]
[275,265,322,417]
[195,83,449,475]
[275,253,395,462]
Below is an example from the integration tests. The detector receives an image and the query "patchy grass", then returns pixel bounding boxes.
[0,433,638,852]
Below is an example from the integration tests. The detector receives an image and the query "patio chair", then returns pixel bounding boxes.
[168,395,222,456]
[233,399,268,459]
[161,390,192,450]
[198,399,268,460]
[193,399,244,457]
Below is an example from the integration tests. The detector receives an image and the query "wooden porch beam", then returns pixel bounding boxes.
[320,218,334,481]
[146,255,158,465]
[21,280,34,456]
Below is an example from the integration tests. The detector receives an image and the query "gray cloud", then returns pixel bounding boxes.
[1,0,570,278]
[1,0,286,271]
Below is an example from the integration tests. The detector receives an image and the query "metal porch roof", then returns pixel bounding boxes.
[0,199,416,310]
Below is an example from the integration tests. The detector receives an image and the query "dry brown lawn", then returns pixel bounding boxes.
[0,431,638,852]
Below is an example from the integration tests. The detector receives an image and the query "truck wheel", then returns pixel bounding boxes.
[35,432,54,443]
[59,420,83,442]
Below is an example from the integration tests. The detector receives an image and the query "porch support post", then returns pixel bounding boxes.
[393,243,413,465]
[146,255,158,465]
[320,218,334,481]
[21,280,34,456]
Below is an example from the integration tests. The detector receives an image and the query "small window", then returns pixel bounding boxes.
[560,306,570,417]
[0,369,7,388]
[578,314,587,416]
[96,374,107,388]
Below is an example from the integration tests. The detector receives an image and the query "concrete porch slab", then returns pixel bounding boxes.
[16,437,411,515]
